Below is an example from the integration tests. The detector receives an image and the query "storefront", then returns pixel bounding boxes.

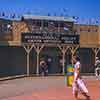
[0,17,100,77]
[21,32,79,76]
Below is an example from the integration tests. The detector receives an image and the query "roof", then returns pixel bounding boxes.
[23,15,75,22]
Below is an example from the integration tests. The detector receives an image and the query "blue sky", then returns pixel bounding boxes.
[0,0,100,23]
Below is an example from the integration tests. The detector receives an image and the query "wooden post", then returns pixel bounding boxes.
[33,44,44,76]
[23,44,34,76]
[37,52,39,75]
[71,50,74,66]
[62,52,66,74]
[58,45,68,74]
[27,52,30,76]
[69,45,79,66]
[92,48,100,64]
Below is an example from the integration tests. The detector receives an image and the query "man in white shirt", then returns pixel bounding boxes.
[72,56,90,100]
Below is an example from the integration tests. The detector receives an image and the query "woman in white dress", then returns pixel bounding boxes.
[72,56,90,100]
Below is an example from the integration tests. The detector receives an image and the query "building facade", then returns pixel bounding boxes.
[0,16,100,77]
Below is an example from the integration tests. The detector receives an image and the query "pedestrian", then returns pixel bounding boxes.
[95,57,100,79]
[72,56,90,100]
[39,60,48,76]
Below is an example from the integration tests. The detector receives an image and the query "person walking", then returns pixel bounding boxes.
[72,56,90,100]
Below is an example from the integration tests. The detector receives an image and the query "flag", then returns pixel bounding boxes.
[49,21,54,25]
[72,16,79,23]
[64,27,69,31]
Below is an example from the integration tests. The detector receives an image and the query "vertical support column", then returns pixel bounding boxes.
[36,52,39,75]
[36,46,40,76]
[71,50,74,66]
[69,45,79,66]
[27,52,30,76]
[58,45,68,75]
[23,44,34,76]
[92,48,100,64]
[33,44,44,76]
[62,51,66,74]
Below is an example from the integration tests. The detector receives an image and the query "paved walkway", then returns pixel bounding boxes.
[0,76,99,100]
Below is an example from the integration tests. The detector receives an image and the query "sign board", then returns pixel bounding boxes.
[21,33,79,44]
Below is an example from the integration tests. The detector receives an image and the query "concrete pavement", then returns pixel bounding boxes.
[0,76,99,100]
